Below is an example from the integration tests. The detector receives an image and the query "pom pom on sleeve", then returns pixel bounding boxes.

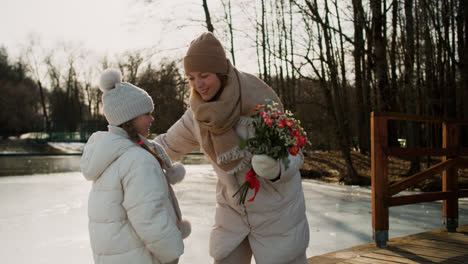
[165,163,185,185]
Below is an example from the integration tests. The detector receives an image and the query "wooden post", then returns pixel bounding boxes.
[442,122,459,232]
[371,113,389,247]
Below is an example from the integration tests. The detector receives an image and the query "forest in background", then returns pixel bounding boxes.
[1,0,467,184]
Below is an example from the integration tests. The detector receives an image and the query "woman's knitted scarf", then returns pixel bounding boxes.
[190,61,282,174]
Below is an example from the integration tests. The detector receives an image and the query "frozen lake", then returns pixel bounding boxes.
[1,164,467,264]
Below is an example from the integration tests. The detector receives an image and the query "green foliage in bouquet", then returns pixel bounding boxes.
[239,99,308,170]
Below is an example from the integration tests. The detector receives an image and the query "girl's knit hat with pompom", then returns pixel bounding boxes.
[99,69,154,126]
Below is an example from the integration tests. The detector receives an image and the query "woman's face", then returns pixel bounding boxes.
[187,72,221,101]
[133,112,154,138]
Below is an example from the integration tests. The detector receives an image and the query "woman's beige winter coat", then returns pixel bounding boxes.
[81,126,183,264]
[155,77,309,263]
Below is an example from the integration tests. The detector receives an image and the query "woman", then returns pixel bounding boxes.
[155,32,309,264]
[81,69,190,264]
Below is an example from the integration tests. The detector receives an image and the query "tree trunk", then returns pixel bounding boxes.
[458,0,468,144]
[222,0,235,65]
[404,0,421,176]
[316,0,359,183]
[202,0,214,32]
[261,0,269,84]
[371,0,389,112]
[289,1,297,109]
[465,0,468,121]
[372,0,401,149]
[352,0,369,154]
[36,80,49,132]
[255,8,263,80]
[390,0,398,111]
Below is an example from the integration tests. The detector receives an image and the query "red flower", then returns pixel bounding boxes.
[285,120,295,128]
[290,128,301,137]
[263,117,273,127]
[270,110,282,119]
[245,170,260,202]
[254,104,263,111]
[296,135,307,147]
[289,145,300,155]
[277,119,287,128]
[234,99,307,204]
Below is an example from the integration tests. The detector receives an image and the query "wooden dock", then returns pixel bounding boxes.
[307,225,468,264]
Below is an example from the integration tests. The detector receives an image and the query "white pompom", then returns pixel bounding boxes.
[178,219,191,239]
[99,68,121,91]
[166,163,185,185]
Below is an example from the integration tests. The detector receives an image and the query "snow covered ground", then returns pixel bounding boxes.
[47,142,84,153]
[0,165,467,264]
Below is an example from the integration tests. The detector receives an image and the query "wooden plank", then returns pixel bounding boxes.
[341,260,370,264]
[343,256,401,264]
[371,112,468,124]
[417,233,468,245]
[426,236,468,245]
[361,252,429,264]
[410,239,468,253]
[371,114,389,237]
[396,244,465,259]
[375,248,466,264]
[383,146,464,157]
[388,192,454,207]
[376,247,465,263]
[386,245,466,263]
[389,158,459,196]
[443,123,459,225]
[308,225,468,264]
[459,189,468,198]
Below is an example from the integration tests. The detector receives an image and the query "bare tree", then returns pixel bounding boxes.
[202,0,215,32]
[221,0,236,65]
[371,0,390,112]
[292,0,359,183]
[260,0,269,84]
[458,0,468,127]
[24,39,49,132]
[118,51,143,83]
[352,0,370,154]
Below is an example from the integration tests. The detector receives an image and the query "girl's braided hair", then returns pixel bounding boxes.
[121,120,166,168]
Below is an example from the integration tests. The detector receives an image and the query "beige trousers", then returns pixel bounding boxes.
[213,238,307,264]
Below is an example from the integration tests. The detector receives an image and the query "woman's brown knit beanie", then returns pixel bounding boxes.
[184,32,228,74]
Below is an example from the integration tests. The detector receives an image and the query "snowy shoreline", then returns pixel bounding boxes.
[0,166,467,264]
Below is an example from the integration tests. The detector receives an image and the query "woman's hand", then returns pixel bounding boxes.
[251,154,280,180]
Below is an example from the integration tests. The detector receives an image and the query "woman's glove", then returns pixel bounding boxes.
[251,154,280,180]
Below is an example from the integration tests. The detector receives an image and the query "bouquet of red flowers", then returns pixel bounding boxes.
[233,99,308,204]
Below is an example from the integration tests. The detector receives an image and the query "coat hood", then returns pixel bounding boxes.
[80,126,135,181]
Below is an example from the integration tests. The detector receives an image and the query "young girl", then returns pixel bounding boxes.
[81,69,190,264]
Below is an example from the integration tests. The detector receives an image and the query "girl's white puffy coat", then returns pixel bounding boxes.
[81,126,183,264]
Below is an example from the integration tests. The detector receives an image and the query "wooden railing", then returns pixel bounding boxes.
[371,112,468,247]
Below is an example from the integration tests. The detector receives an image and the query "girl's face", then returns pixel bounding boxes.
[133,112,154,138]
[187,72,221,101]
